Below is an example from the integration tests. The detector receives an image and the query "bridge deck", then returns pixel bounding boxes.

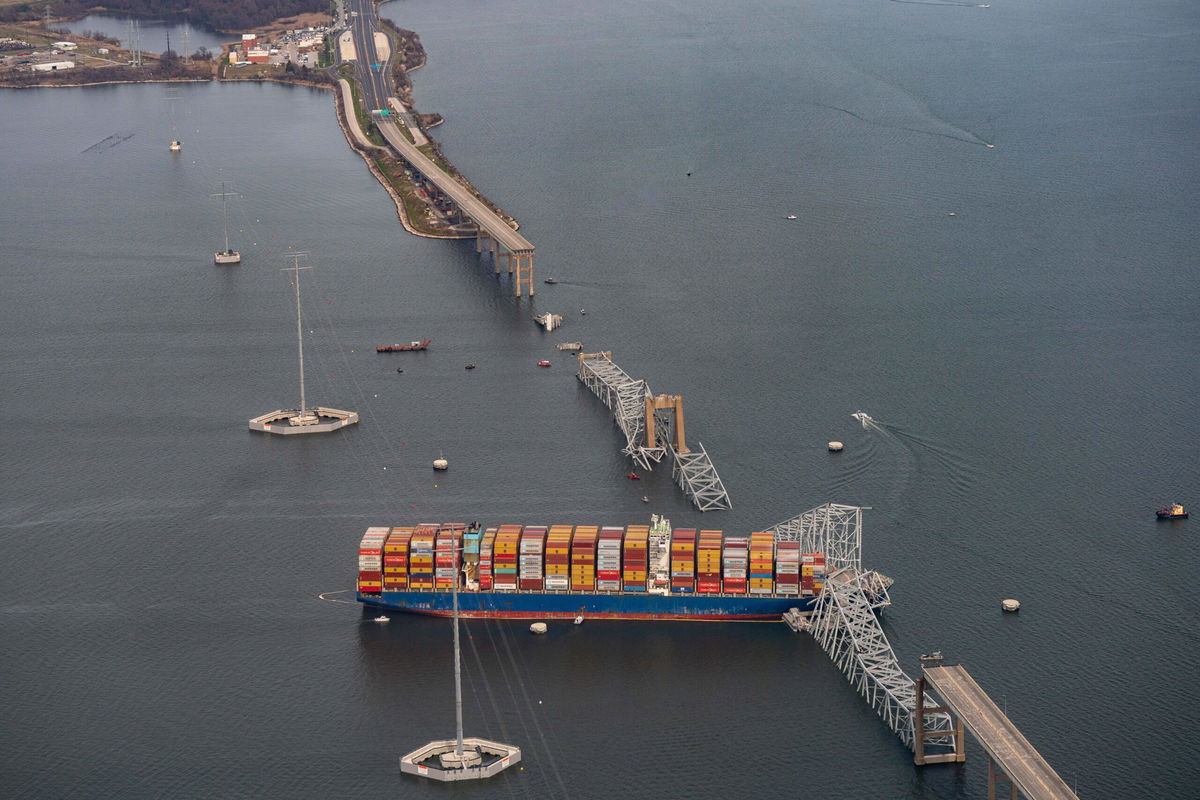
[922,665,1078,800]
[376,118,534,253]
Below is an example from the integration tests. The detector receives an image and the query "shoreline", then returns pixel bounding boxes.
[0,14,503,240]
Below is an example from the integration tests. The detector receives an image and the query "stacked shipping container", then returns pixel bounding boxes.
[519,526,547,590]
[774,541,800,594]
[571,526,598,590]
[545,525,572,591]
[408,525,437,589]
[748,531,775,594]
[357,527,388,594]
[382,526,415,591]
[478,527,497,590]
[364,524,830,599]
[670,528,696,593]
[696,530,723,593]
[597,526,623,591]
[801,552,827,597]
[622,525,649,592]
[493,525,521,591]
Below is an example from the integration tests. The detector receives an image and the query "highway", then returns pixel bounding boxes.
[922,665,1079,800]
[338,0,535,256]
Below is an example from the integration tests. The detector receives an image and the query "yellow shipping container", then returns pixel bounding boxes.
[383,566,408,575]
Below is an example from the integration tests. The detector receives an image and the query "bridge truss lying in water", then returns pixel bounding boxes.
[576,351,731,511]
[770,504,960,758]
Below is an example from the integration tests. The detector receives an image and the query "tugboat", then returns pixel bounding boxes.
[1156,503,1188,520]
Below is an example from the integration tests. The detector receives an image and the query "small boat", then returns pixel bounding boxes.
[785,214,797,220]
[544,277,557,284]
[537,360,551,367]
[465,363,476,370]
[169,139,182,152]
[433,456,448,470]
[573,615,584,625]
[1156,503,1188,519]
[625,472,640,480]
[641,496,650,503]
[530,622,548,634]
[579,308,586,315]
[376,339,430,353]
[373,616,390,623]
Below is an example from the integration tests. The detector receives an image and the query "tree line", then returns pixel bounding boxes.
[0,0,326,33]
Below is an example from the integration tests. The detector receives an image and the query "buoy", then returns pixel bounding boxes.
[529,622,548,634]
[828,441,844,452]
[1002,599,1021,612]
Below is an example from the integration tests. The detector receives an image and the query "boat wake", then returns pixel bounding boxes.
[851,412,979,502]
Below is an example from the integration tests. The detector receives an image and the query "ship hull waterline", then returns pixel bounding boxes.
[358,590,818,621]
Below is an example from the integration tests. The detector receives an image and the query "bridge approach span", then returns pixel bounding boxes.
[920,665,1079,800]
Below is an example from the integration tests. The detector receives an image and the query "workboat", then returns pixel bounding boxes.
[356,517,833,621]
[169,139,182,152]
[377,339,430,352]
[1156,503,1187,519]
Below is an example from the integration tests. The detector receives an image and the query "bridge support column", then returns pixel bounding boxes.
[913,676,965,765]
[513,251,535,297]
[475,230,489,254]
[987,757,1017,800]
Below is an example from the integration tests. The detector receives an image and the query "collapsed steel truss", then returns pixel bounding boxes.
[671,442,732,512]
[809,569,957,753]
[770,504,957,755]
[577,354,661,469]
[577,353,730,511]
[767,503,865,572]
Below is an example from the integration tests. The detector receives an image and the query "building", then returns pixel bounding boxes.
[245,48,269,64]
[31,60,74,71]
[51,41,77,50]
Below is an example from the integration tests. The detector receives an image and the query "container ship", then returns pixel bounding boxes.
[356,517,827,621]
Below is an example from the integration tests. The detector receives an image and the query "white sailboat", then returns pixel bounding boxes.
[211,181,241,264]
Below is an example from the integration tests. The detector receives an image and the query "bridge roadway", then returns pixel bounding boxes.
[341,0,534,257]
[922,665,1078,800]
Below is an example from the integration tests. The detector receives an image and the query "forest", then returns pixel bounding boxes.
[0,0,327,32]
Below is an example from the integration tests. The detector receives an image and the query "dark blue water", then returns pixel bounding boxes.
[3,0,1198,796]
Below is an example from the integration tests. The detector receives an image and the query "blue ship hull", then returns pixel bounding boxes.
[358,590,817,621]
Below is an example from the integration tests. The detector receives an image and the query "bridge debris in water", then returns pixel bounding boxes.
[576,351,730,511]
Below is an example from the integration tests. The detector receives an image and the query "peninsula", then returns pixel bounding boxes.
[0,2,518,241]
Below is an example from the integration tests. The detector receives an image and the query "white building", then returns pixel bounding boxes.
[52,41,77,50]
[32,60,74,71]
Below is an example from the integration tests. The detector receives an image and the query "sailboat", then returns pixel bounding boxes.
[211,181,241,264]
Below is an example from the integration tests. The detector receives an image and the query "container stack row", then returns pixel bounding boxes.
[519,526,547,591]
[722,535,748,594]
[749,531,775,594]
[623,524,649,592]
[696,530,723,593]
[774,541,800,594]
[570,526,598,591]
[597,526,623,591]
[357,527,388,594]
[435,525,462,590]
[545,526,572,591]
[358,524,829,597]
[408,525,437,590]
[801,552,827,596]
[382,526,415,591]
[478,527,497,590]
[492,525,521,591]
[670,528,697,593]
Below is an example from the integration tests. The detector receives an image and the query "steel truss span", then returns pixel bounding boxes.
[769,505,957,756]
[577,352,731,511]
